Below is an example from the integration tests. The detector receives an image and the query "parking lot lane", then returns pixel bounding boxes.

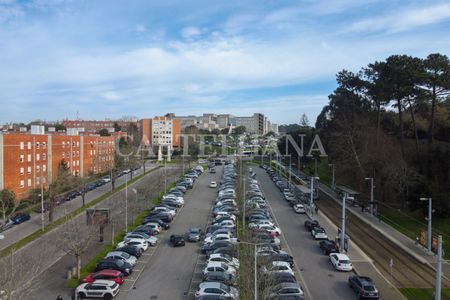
[254,167,357,300]
[117,166,222,300]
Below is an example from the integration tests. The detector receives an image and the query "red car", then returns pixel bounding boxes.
[82,269,125,285]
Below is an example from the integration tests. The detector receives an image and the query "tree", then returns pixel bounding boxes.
[47,164,77,222]
[233,126,246,135]
[98,128,110,136]
[113,122,122,132]
[0,189,16,223]
[57,217,97,279]
[300,113,310,128]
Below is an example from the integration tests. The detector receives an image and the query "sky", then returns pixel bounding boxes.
[1,0,450,125]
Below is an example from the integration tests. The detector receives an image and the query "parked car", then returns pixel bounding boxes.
[202,262,237,277]
[170,234,186,247]
[195,282,239,299]
[0,219,14,232]
[82,270,125,285]
[261,261,294,276]
[348,275,380,299]
[117,238,149,251]
[329,253,353,271]
[311,227,328,240]
[115,245,142,258]
[319,240,339,255]
[10,212,30,224]
[293,203,305,214]
[267,282,304,299]
[209,181,218,188]
[125,232,158,246]
[105,251,137,266]
[304,220,320,231]
[208,253,240,269]
[95,259,133,276]
[202,271,238,286]
[76,280,120,299]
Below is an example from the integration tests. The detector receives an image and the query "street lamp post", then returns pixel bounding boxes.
[39,168,45,231]
[420,197,433,254]
[288,155,292,187]
[365,177,375,215]
[328,164,335,190]
[314,157,318,178]
[125,173,128,232]
[436,235,442,300]
[239,241,263,300]
[341,193,347,253]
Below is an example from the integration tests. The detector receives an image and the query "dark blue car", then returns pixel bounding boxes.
[10,212,31,224]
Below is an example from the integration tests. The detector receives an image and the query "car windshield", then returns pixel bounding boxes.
[191,228,200,234]
[120,252,130,259]
[111,283,118,289]
[220,283,230,292]
[363,286,376,291]
[116,260,124,267]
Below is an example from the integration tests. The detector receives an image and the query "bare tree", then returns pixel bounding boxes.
[0,248,45,300]
[0,189,17,223]
[56,217,98,279]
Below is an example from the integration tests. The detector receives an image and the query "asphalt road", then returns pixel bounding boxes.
[116,166,222,300]
[254,167,361,300]
[0,162,156,250]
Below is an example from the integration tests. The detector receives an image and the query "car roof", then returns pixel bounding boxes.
[333,253,350,259]
[274,282,301,289]
[90,280,117,286]
[94,269,122,276]
[199,282,223,288]
[272,261,291,267]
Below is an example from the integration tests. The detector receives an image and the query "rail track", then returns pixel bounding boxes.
[317,190,450,289]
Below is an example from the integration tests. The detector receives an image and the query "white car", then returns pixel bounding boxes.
[329,253,353,271]
[117,238,149,251]
[140,222,162,233]
[124,233,158,246]
[195,282,239,299]
[204,233,232,245]
[203,262,237,276]
[219,220,235,229]
[76,280,120,299]
[208,253,240,269]
[215,212,236,221]
[149,207,176,217]
[216,199,237,207]
[163,195,184,205]
[105,251,137,266]
[311,227,328,240]
[248,220,274,229]
[209,181,218,188]
[261,261,295,276]
[293,203,306,214]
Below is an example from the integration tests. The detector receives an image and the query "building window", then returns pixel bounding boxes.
[43,142,47,149]
[62,141,65,148]
[62,152,65,158]
[27,142,32,149]
[27,154,31,162]
[43,165,46,172]
[20,167,24,175]
[28,166,31,174]
[43,153,46,160]
[36,165,40,172]
[27,178,32,187]
[36,142,40,149]
[20,142,24,150]
[36,154,40,161]
[76,141,79,147]
[20,155,24,163]
[36,177,40,185]
[20,180,24,188]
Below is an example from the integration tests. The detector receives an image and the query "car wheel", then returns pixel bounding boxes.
[78,292,86,299]
[103,294,112,300]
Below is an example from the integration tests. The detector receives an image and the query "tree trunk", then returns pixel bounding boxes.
[397,98,405,158]
[48,199,54,223]
[407,98,419,156]
[427,85,437,177]
[82,192,86,207]
[76,254,81,279]
[376,102,381,148]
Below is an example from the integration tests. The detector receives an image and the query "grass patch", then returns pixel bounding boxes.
[400,288,450,300]
[0,166,162,259]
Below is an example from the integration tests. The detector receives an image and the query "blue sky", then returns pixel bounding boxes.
[1,0,450,125]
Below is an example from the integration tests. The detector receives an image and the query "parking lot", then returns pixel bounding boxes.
[255,166,369,300]
[116,166,222,300]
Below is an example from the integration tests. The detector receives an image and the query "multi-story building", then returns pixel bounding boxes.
[138,116,181,161]
[0,132,114,200]
[63,119,137,134]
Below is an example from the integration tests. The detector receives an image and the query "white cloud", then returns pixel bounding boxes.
[135,24,146,33]
[181,26,202,39]
[349,3,450,33]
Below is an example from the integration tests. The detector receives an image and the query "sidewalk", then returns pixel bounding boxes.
[318,182,450,281]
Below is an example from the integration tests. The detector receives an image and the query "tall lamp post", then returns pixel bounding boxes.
[239,241,264,300]
[365,177,375,215]
[340,193,347,252]
[420,197,433,254]
[125,172,128,232]
[310,176,319,216]
[435,235,443,300]
[328,164,335,190]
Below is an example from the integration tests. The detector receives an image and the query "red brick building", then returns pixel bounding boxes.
[0,133,115,200]
[63,120,136,134]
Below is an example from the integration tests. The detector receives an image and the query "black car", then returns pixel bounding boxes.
[115,245,143,258]
[95,259,132,275]
[259,272,296,290]
[145,212,172,223]
[319,239,339,255]
[144,218,170,229]
[170,234,186,247]
[348,276,379,300]
[134,226,158,236]
[304,220,320,231]
[259,253,294,268]
[202,271,238,286]
[201,241,233,254]
[208,246,237,258]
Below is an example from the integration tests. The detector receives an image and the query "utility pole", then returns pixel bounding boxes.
[435,235,442,300]
[365,177,374,215]
[420,197,433,254]
[40,168,45,231]
[310,177,314,216]
[288,155,292,187]
[314,157,318,177]
[125,173,128,232]
[340,193,347,253]
[329,163,335,190]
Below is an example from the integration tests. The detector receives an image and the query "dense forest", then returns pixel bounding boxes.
[287,54,450,216]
